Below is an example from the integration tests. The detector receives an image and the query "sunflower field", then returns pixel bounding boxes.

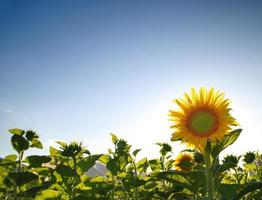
[0,88,262,200]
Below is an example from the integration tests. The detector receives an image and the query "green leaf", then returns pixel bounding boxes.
[136,158,148,173]
[91,176,105,183]
[56,141,66,148]
[99,154,110,164]
[0,166,8,185]
[176,160,193,169]
[26,155,51,167]
[78,154,101,173]
[4,172,38,187]
[106,158,119,176]
[56,165,75,177]
[11,134,29,153]
[35,189,62,200]
[110,133,119,145]
[213,162,237,176]
[211,129,242,159]
[148,159,161,172]
[218,184,241,199]
[133,149,141,157]
[156,170,206,194]
[31,139,43,149]
[8,128,25,135]
[4,154,17,161]
[233,181,262,200]
[50,146,60,156]
[24,184,51,198]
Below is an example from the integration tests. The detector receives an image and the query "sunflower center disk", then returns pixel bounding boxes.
[188,110,218,136]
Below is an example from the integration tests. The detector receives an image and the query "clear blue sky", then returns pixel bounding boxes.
[1,0,262,158]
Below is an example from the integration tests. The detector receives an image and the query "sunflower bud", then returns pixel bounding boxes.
[223,155,238,167]
[194,151,204,163]
[243,152,256,164]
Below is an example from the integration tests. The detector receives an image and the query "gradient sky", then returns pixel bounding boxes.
[1,0,262,158]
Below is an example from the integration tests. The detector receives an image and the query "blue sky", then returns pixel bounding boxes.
[1,0,262,158]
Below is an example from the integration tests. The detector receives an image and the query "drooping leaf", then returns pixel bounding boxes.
[11,134,29,153]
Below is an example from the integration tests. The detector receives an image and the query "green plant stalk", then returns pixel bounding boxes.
[160,156,167,192]
[255,161,262,180]
[72,156,77,199]
[205,150,213,200]
[132,161,139,200]
[234,167,241,184]
[18,151,24,173]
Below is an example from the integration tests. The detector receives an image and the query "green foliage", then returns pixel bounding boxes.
[0,128,261,199]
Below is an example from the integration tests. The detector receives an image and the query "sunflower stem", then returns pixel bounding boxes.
[205,150,214,200]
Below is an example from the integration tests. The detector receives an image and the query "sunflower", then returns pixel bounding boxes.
[169,88,237,151]
[174,152,194,171]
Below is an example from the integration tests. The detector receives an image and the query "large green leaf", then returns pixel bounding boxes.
[148,159,161,172]
[211,129,242,159]
[233,181,262,200]
[8,128,25,136]
[156,170,206,194]
[4,154,17,161]
[213,161,236,176]
[26,155,51,167]
[78,154,101,173]
[11,134,29,153]
[35,189,62,200]
[106,158,119,176]
[4,172,38,187]
[0,166,8,185]
[56,165,75,177]
[218,184,241,199]
[136,158,148,173]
